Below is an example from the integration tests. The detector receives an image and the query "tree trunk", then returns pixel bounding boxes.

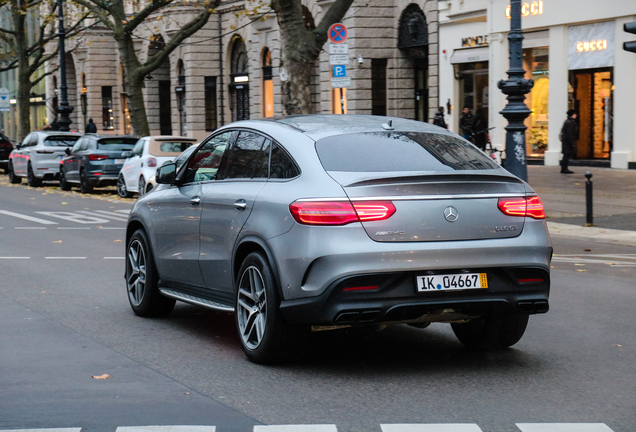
[12,7,32,141]
[281,59,315,115]
[115,33,150,137]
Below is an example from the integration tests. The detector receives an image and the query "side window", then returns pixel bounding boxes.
[30,134,40,146]
[184,131,234,183]
[224,131,266,179]
[21,134,33,147]
[71,138,83,153]
[270,142,300,179]
[131,139,145,156]
[253,139,271,178]
[79,138,90,151]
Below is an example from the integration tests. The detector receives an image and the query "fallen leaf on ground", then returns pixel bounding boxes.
[53,240,62,243]
[614,344,622,347]
[92,374,110,379]
[184,392,190,395]
[114,239,122,243]
[576,269,587,272]
[61,202,68,205]
[600,230,605,233]
[575,263,585,266]
[584,249,591,252]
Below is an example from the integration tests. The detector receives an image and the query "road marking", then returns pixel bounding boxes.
[99,227,126,230]
[15,227,47,230]
[255,427,337,432]
[35,211,110,224]
[57,227,91,230]
[0,210,58,224]
[115,209,131,214]
[382,425,483,432]
[516,424,614,432]
[77,210,128,222]
[45,257,86,260]
[104,257,125,260]
[0,257,31,259]
[117,427,216,432]
[0,429,82,432]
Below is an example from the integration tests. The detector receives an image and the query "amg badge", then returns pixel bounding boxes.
[375,231,406,236]
[495,225,519,232]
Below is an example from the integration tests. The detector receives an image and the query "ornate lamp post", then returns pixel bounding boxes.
[56,0,73,131]
[497,0,533,181]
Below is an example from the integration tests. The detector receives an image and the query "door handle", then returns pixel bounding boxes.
[234,199,247,211]
[190,196,201,206]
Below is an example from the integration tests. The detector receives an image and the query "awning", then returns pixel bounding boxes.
[450,47,489,64]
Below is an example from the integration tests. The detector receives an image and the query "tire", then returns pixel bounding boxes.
[145,182,154,195]
[117,175,133,198]
[27,163,42,187]
[451,310,529,350]
[8,162,21,184]
[59,170,71,191]
[126,229,175,317]
[79,170,93,194]
[235,251,307,364]
[138,176,146,197]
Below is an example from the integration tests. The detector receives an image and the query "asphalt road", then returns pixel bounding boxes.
[1,179,635,432]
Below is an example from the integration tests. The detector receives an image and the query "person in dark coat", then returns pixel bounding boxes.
[85,118,97,133]
[433,106,447,129]
[472,109,488,151]
[459,106,474,141]
[560,109,579,174]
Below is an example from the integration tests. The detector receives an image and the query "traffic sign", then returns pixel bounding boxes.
[329,43,349,54]
[0,88,10,112]
[333,65,347,78]
[331,77,351,88]
[328,23,348,44]
[329,54,349,65]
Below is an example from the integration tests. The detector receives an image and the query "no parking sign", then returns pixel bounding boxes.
[328,24,348,44]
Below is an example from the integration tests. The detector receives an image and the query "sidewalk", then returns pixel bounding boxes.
[527,165,636,246]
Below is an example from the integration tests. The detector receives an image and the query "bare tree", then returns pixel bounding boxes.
[71,0,218,136]
[0,0,91,139]
[271,0,355,115]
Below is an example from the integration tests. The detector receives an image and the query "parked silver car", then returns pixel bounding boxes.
[8,131,81,186]
[125,115,552,364]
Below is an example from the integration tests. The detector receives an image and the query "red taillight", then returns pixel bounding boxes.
[89,154,108,161]
[147,157,157,167]
[342,285,379,292]
[289,200,396,226]
[518,278,544,283]
[498,196,545,219]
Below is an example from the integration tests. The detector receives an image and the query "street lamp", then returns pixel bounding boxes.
[497,0,533,181]
[56,0,73,131]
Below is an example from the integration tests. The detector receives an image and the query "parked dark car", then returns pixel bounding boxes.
[0,132,14,173]
[59,134,138,193]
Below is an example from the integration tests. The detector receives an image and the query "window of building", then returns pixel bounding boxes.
[177,60,187,135]
[101,86,114,130]
[262,48,274,118]
[523,47,550,158]
[372,59,387,116]
[205,76,217,131]
[333,88,347,114]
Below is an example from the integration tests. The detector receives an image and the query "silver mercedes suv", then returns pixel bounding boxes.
[125,115,552,364]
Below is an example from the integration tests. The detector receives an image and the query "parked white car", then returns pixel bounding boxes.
[117,136,197,198]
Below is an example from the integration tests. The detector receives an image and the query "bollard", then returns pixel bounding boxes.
[585,171,593,226]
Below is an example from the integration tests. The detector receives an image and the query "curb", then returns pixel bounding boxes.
[548,222,636,247]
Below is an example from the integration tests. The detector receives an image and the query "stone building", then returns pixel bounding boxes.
[45,0,440,141]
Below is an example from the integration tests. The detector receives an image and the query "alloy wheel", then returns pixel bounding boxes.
[127,239,147,307]
[237,265,268,350]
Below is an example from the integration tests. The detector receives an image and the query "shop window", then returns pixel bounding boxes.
[177,60,187,135]
[523,48,549,157]
[333,88,347,114]
[372,59,387,116]
[262,48,274,118]
[205,76,217,131]
[101,86,114,130]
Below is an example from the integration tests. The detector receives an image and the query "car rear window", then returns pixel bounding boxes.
[315,132,499,172]
[97,138,138,150]
[44,136,80,147]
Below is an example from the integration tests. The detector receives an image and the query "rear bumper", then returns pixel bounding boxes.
[279,266,550,326]
[87,174,118,186]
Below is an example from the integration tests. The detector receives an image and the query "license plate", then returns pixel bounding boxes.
[114,159,125,164]
[416,273,488,292]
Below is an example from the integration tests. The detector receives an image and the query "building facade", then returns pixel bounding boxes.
[44,0,441,142]
[439,0,636,169]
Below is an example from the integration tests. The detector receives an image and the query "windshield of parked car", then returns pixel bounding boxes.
[97,138,138,150]
[149,141,195,157]
[315,132,499,172]
[44,136,80,147]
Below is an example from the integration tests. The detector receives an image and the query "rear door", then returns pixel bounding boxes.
[315,131,527,243]
[64,138,84,181]
[124,139,145,192]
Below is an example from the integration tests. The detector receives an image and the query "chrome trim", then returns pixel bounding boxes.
[159,288,235,312]
[297,193,532,202]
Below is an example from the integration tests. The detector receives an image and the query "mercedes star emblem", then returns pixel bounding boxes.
[444,206,459,222]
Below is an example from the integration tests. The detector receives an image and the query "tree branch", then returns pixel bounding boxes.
[125,0,173,33]
[315,0,356,45]
[0,58,18,73]
[71,0,116,32]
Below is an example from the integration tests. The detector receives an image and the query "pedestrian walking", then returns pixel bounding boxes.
[433,106,447,129]
[85,118,97,133]
[560,109,579,174]
[472,109,488,151]
[459,106,474,142]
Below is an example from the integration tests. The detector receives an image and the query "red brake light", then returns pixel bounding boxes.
[498,196,545,219]
[289,200,396,226]
[342,285,379,292]
[89,154,108,161]
[147,157,157,167]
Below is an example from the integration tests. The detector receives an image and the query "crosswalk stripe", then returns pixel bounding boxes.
[516,424,614,432]
[78,210,128,222]
[255,426,337,432]
[381,425,483,432]
[0,429,82,432]
[0,210,58,225]
[116,427,216,432]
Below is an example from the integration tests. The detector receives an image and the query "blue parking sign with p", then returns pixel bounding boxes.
[333,65,347,78]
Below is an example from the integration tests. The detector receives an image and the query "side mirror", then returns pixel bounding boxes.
[16,143,21,149]
[121,151,132,158]
[65,147,71,155]
[156,162,176,185]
